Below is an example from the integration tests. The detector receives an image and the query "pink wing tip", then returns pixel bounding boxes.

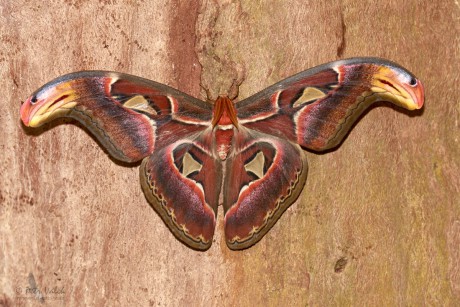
[20,97,34,126]
[414,79,425,109]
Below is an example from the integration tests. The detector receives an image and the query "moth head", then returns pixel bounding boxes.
[212,95,239,128]
[20,80,80,127]
[370,64,424,111]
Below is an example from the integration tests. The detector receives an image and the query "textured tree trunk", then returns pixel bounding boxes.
[1,0,459,305]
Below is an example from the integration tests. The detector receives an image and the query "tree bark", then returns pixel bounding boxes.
[1,0,459,305]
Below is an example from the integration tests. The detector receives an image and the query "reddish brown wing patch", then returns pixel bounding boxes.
[140,138,221,250]
[223,129,308,250]
[236,68,340,145]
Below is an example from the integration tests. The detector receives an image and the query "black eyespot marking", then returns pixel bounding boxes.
[30,96,38,104]
[409,77,417,87]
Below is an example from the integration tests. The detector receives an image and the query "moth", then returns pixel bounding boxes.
[20,58,424,250]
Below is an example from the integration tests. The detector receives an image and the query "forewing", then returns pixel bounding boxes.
[20,71,212,162]
[236,57,424,151]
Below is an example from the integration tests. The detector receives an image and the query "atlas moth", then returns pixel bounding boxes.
[20,58,424,250]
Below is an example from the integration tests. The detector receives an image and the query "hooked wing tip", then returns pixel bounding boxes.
[20,96,34,127]
[411,78,424,109]
[368,64,425,111]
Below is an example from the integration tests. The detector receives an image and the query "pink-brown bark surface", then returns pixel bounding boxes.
[1,0,459,305]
